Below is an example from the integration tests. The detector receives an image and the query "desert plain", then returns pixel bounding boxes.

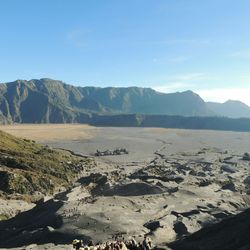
[0,124,250,249]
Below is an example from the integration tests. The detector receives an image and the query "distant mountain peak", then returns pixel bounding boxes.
[207,99,250,118]
[224,99,248,106]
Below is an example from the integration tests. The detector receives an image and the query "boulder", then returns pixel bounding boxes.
[168,187,179,194]
[173,221,188,236]
[221,182,237,192]
[189,170,197,176]
[189,170,206,177]
[203,165,213,172]
[221,165,236,174]
[150,226,176,244]
[242,153,250,161]
[144,220,161,231]
[198,179,212,187]
[196,172,206,177]
[166,175,184,184]
[244,176,250,186]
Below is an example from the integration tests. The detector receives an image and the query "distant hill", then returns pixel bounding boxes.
[0,78,213,123]
[207,100,250,118]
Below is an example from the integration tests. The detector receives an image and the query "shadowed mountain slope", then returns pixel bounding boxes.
[1,79,250,129]
[169,208,250,250]
[0,78,213,123]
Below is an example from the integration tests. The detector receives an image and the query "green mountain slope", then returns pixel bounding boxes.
[0,130,94,201]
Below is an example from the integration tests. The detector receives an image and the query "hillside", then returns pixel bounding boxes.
[207,100,250,118]
[0,78,213,123]
[169,208,250,250]
[0,130,94,201]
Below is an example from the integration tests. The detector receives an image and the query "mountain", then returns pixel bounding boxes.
[0,78,213,124]
[207,100,250,118]
[78,87,212,116]
[1,78,250,127]
[0,79,90,123]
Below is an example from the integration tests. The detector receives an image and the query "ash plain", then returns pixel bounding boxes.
[1,125,250,249]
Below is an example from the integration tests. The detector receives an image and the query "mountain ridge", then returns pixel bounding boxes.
[0,78,250,126]
[0,78,213,124]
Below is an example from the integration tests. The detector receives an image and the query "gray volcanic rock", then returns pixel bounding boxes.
[101,182,168,196]
[220,164,236,173]
[221,182,237,192]
[189,170,206,177]
[171,210,200,218]
[173,221,188,236]
[79,173,108,186]
[144,220,161,231]
[242,152,250,161]
[243,176,250,186]
[166,175,184,184]
[198,178,212,187]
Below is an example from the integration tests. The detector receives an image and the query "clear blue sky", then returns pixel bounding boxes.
[1,0,250,104]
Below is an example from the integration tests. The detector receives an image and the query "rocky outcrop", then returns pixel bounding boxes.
[242,152,250,161]
[220,164,236,173]
[221,182,237,192]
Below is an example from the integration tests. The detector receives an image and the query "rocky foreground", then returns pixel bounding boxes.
[169,207,250,250]
[0,127,250,249]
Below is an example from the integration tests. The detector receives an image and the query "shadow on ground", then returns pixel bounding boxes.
[0,199,89,248]
[168,208,250,250]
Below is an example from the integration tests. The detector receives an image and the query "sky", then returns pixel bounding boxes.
[0,0,250,104]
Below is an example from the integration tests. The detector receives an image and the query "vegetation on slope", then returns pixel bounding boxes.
[0,130,94,201]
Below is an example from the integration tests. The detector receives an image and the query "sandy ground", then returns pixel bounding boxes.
[0,125,250,249]
[0,124,96,141]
